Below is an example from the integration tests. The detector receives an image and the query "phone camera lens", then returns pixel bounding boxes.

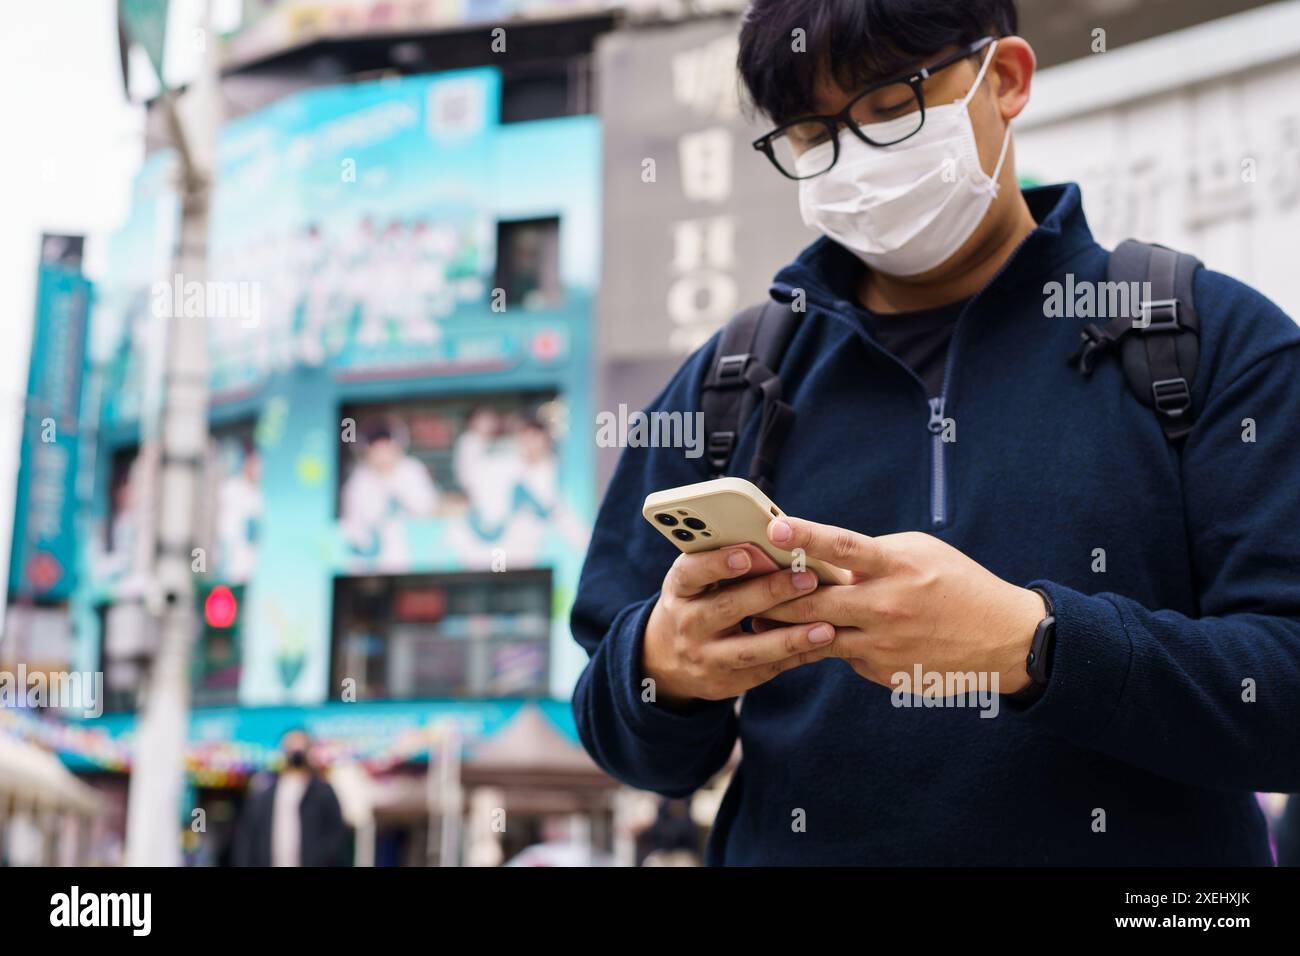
[655,513,679,527]
[683,517,706,531]
[672,529,695,542]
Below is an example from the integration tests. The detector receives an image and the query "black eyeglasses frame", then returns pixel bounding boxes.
[752,36,997,181]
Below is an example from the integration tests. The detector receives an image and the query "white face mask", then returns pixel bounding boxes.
[797,40,1013,277]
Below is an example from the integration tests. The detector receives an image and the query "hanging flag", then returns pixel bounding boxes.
[8,257,91,602]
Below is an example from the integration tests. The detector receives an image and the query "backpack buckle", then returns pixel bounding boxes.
[1151,377,1191,418]
[716,353,750,385]
[1137,299,1180,333]
[707,430,736,473]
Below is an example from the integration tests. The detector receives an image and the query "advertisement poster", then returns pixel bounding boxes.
[87,66,600,721]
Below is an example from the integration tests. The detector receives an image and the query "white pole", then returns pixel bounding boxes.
[123,0,219,868]
[612,790,638,867]
[354,821,375,868]
[438,724,463,867]
[424,722,442,865]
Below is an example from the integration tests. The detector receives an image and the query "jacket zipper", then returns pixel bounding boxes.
[797,223,1043,531]
[922,228,1039,529]
[927,396,947,528]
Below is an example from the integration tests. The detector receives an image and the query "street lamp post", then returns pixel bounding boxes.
[121,0,220,867]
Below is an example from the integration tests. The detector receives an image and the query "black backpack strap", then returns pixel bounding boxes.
[701,300,800,494]
[1069,239,1203,442]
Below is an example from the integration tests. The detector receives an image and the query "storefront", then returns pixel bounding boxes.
[0,725,104,866]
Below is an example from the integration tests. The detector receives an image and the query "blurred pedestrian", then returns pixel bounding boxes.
[232,729,350,867]
[637,799,700,866]
[1278,796,1300,866]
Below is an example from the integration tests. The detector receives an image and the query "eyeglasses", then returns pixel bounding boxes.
[752,36,996,181]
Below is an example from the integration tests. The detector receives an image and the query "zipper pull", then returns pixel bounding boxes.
[927,396,946,434]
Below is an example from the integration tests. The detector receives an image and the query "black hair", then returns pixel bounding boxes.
[516,412,547,433]
[738,0,1019,126]
[362,420,394,445]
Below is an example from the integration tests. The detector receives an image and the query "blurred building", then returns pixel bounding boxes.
[36,0,636,867]
[1016,0,1300,324]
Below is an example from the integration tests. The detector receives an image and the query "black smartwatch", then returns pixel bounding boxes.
[1010,588,1056,705]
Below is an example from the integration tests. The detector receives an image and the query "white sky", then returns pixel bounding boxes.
[0,1,145,617]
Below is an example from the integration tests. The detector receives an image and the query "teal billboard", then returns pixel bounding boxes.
[81,65,600,722]
[9,264,92,602]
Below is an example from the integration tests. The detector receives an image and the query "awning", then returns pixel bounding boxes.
[462,704,614,790]
[0,732,101,816]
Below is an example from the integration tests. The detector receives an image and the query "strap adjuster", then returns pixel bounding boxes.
[716,353,749,385]
[1151,377,1191,417]
[707,430,736,472]
[1136,299,1180,333]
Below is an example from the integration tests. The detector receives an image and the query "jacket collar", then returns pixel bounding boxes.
[770,182,1100,313]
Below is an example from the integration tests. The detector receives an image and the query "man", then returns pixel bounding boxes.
[232,729,350,867]
[571,0,1300,865]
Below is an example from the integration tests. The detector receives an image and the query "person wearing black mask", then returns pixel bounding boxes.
[232,728,351,867]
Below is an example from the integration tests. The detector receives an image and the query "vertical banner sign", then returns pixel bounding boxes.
[9,264,92,601]
[593,18,815,488]
[596,18,814,364]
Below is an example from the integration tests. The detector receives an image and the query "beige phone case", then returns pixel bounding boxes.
[642,477,852,585]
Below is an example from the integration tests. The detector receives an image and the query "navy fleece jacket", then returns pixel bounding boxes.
[571,184,1300,865]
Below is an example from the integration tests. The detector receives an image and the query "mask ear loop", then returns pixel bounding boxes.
[963,40,1012,195]
[960,39,1000,110]
[984,122,1014,196]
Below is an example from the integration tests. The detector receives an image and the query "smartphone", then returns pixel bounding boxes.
[642,477,852,585]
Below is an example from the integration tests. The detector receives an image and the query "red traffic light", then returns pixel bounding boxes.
[204,585,238,629]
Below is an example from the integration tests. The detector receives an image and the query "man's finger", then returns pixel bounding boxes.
[703,621,837,671]
[734,638,843,694]
[756,589,842,626]
[692,567,819,632]
[666,545,757,597]
[758,584,882,627]
[767,516,887,576]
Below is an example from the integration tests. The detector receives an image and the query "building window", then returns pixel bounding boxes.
[494,217,562,310]
[105,445,141,554]
[331,570,551,700]
[0,603,72,713]
[499,58,591,124]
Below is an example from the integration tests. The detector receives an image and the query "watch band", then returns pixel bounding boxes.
[1009,588,1055,705]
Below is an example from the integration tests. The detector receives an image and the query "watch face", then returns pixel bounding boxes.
[1028,615,1055,686]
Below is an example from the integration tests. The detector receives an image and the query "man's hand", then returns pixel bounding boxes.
[643,544,838,708]
[756,518,1046,694]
